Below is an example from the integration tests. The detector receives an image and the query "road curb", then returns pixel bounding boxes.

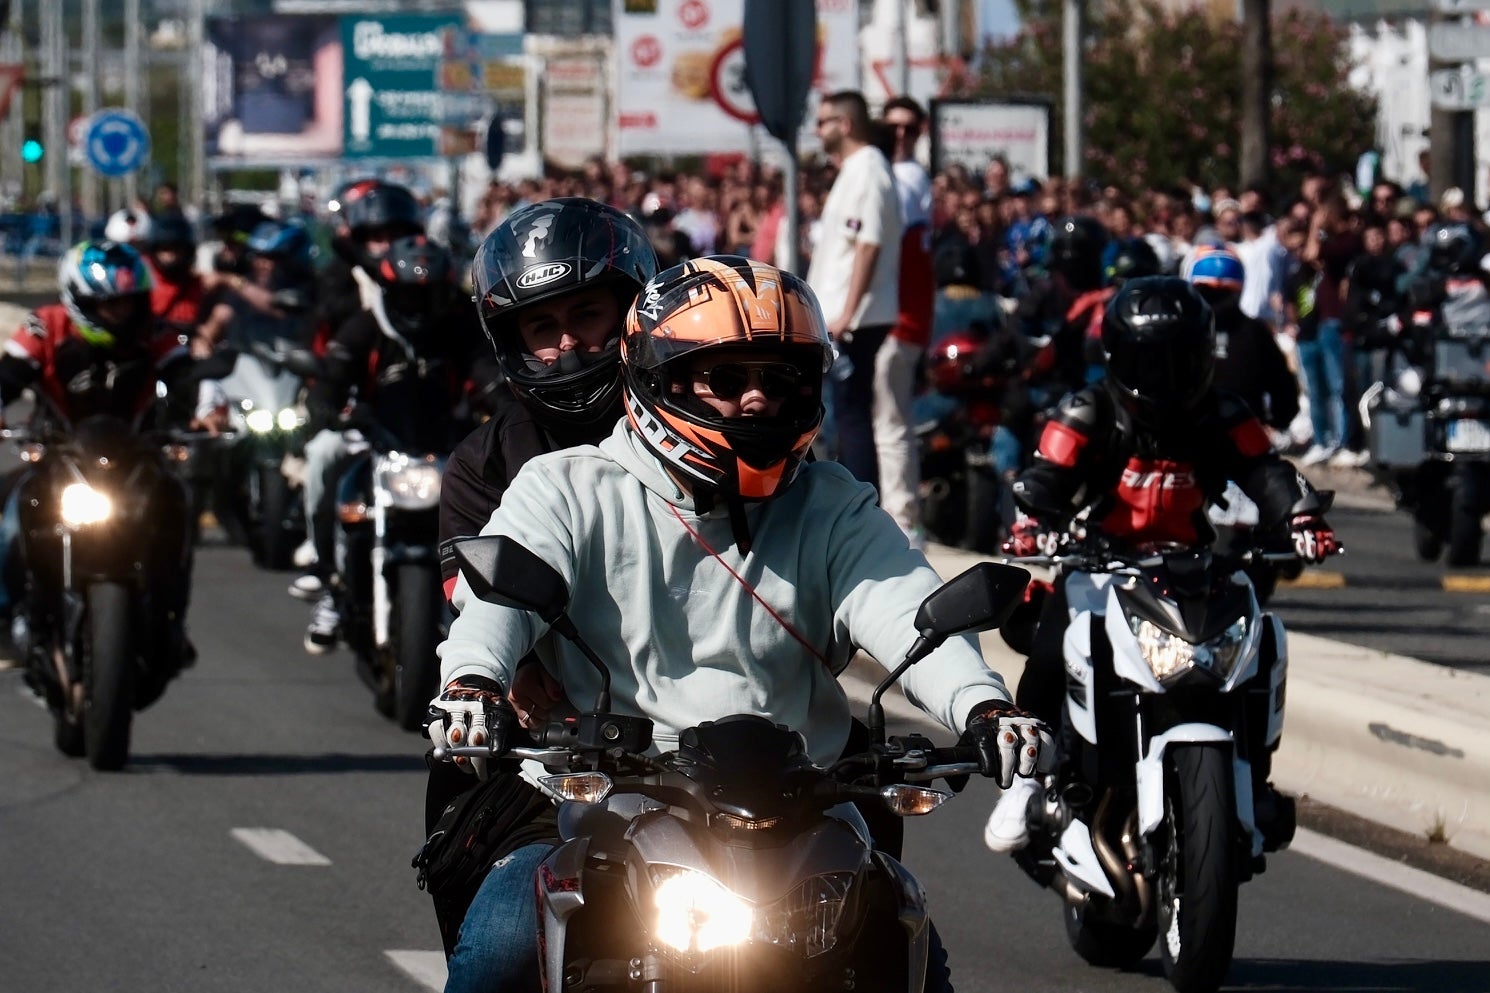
[921,541,1490,865]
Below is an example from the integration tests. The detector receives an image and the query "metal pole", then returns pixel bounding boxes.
[1,0,23,204]
[42,0,73,245]
[188,0,207,213]
[784,141,800,275]
[82,0,100,220]
[1062,0,1084,179]
[124,0,142,205]
[891,0,909,98]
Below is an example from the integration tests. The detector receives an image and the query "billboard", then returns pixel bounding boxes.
[342,13,464,159]
[929,99,1052,184]
[204,15,345,163]
[611,0,859,157]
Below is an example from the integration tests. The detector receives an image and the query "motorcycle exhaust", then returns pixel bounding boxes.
[1092,790,1149,923]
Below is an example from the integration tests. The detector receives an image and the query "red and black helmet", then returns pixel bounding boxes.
[621,256,832,502]
[373,234,456,342]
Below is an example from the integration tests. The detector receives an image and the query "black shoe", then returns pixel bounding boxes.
[1256,783,1297,853]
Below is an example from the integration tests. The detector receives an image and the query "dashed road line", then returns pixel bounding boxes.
[229,828,331,866]
[386,950,446,991]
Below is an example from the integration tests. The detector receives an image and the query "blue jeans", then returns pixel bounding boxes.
[1297,318,1346,451]
[444,842,555,993]
[831,324,891,487]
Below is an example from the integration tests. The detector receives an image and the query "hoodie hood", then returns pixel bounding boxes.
[599,418,702,512]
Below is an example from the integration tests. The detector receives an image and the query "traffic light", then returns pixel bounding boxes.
[21,137,42,163]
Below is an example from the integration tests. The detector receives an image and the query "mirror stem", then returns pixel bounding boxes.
[868,633,935,746]
[548,614,611,713]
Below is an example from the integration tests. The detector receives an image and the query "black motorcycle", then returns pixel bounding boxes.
[438,535,1031,993]
[1365,307,1490,565]
[5,415,198,770]
[334,430,448,732]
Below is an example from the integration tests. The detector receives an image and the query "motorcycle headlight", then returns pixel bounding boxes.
[753,872,855,958]
[375,453,443,510]
[60,483,112,526]
[652,868,753,955]
[276,407,303,432]
[245,408,276,434]
[1129,614,1248,684]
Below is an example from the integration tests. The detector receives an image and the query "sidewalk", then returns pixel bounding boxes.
[921,541,1490,863]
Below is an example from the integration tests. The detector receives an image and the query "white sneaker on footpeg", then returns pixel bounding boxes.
[984,775,1042,853]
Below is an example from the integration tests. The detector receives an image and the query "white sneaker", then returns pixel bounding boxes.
[303,594,341,655]
[292,539,318,570]
[983,775,1042,853]
[1328,448,1371,469]
[1299,444,1334,467]
[288,573,324,601]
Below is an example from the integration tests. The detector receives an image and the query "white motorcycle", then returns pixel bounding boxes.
[1004,527,1318,993]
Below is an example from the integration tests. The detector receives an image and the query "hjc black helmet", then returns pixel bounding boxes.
[472,197,658,430]
[1049,215,1109,290]
[1101,276,1216,426]
[1425,222,1482,276]
[372,234,455,345]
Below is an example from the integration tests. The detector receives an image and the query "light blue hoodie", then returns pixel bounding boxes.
[440,420,1011,766]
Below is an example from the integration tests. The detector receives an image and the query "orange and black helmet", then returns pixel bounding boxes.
[621,256,832,501]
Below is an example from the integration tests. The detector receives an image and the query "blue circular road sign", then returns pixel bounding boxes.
[84,110,150,178]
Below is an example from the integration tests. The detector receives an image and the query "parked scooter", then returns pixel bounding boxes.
[436,535,1031,993]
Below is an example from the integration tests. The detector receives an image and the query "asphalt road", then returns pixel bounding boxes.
[2,540,1488,992]
[1269,502,1490,676]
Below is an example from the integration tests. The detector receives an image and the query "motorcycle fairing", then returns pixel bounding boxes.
[870,850,932,993]
[1052,818,1116,897]
[1134,727,1262,856]
[1262,613,1288,747]
[1104,568,1263,695]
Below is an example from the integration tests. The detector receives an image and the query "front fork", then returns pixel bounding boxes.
[371,500,390,649]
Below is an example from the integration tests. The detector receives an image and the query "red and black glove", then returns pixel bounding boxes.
[1290,515,1339,564]
[1003,516,1054,557]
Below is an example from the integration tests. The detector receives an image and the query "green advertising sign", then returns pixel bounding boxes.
[341,12,461,159]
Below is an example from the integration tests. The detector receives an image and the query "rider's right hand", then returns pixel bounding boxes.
[426,676,518,780]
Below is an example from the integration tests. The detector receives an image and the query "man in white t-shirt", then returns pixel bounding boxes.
[806,90,902,488]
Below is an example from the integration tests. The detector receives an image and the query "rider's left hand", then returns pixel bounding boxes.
[962,701,1056,790]
[1290,514,1339,564]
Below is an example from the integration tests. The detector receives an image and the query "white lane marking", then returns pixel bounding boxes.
[1290,827,1490,924]
[230,828,332,866]
[386,950,446,991]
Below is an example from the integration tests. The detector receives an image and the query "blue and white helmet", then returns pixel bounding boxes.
[58,240,154,347]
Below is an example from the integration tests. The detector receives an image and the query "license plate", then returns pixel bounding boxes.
[1446,419,1490,453]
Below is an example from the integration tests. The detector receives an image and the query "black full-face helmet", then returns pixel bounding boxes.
[144,210,199,280]
[472,197,658,430]
[334,181,424,268]
[372,234,456,347]
[1425,222,1483,276]
[1049,215,1109,291]
[1100,276,1216,427]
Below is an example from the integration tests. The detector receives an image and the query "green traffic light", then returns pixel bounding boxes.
[21,139,42,163]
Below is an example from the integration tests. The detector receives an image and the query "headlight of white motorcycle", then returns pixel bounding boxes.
[276,407,302,432]
[652,868,754,955]
[375,453,443,510]
[244,407,276,434]
[1130,614,1248,684]
[60,483,112,526]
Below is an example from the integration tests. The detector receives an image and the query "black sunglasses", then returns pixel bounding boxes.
[698,362,802,401]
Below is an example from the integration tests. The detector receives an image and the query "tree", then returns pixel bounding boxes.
[962,0,1377,199]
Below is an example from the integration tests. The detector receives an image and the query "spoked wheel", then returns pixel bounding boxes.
[1157,745,1239,993]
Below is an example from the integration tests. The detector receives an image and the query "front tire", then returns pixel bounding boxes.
[83,582,136,771]
[392,562,441,733]
[1157,745,1239,993]
[257,465,296,571]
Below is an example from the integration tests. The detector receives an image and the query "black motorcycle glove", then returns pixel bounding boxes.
[426,675,519,780]
[961,699,1056,790]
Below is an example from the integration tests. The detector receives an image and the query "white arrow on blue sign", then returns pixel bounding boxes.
[83,109,150,178]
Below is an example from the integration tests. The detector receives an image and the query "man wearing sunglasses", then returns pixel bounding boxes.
[428,255,1054,993]
[807,90,903,496]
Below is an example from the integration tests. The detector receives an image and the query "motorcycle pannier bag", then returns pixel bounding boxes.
[1433,334,1490,390]
[412,772,555,905]
[1367,392,1428,468]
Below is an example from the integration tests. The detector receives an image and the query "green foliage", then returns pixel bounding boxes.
[963,0,1378,198]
